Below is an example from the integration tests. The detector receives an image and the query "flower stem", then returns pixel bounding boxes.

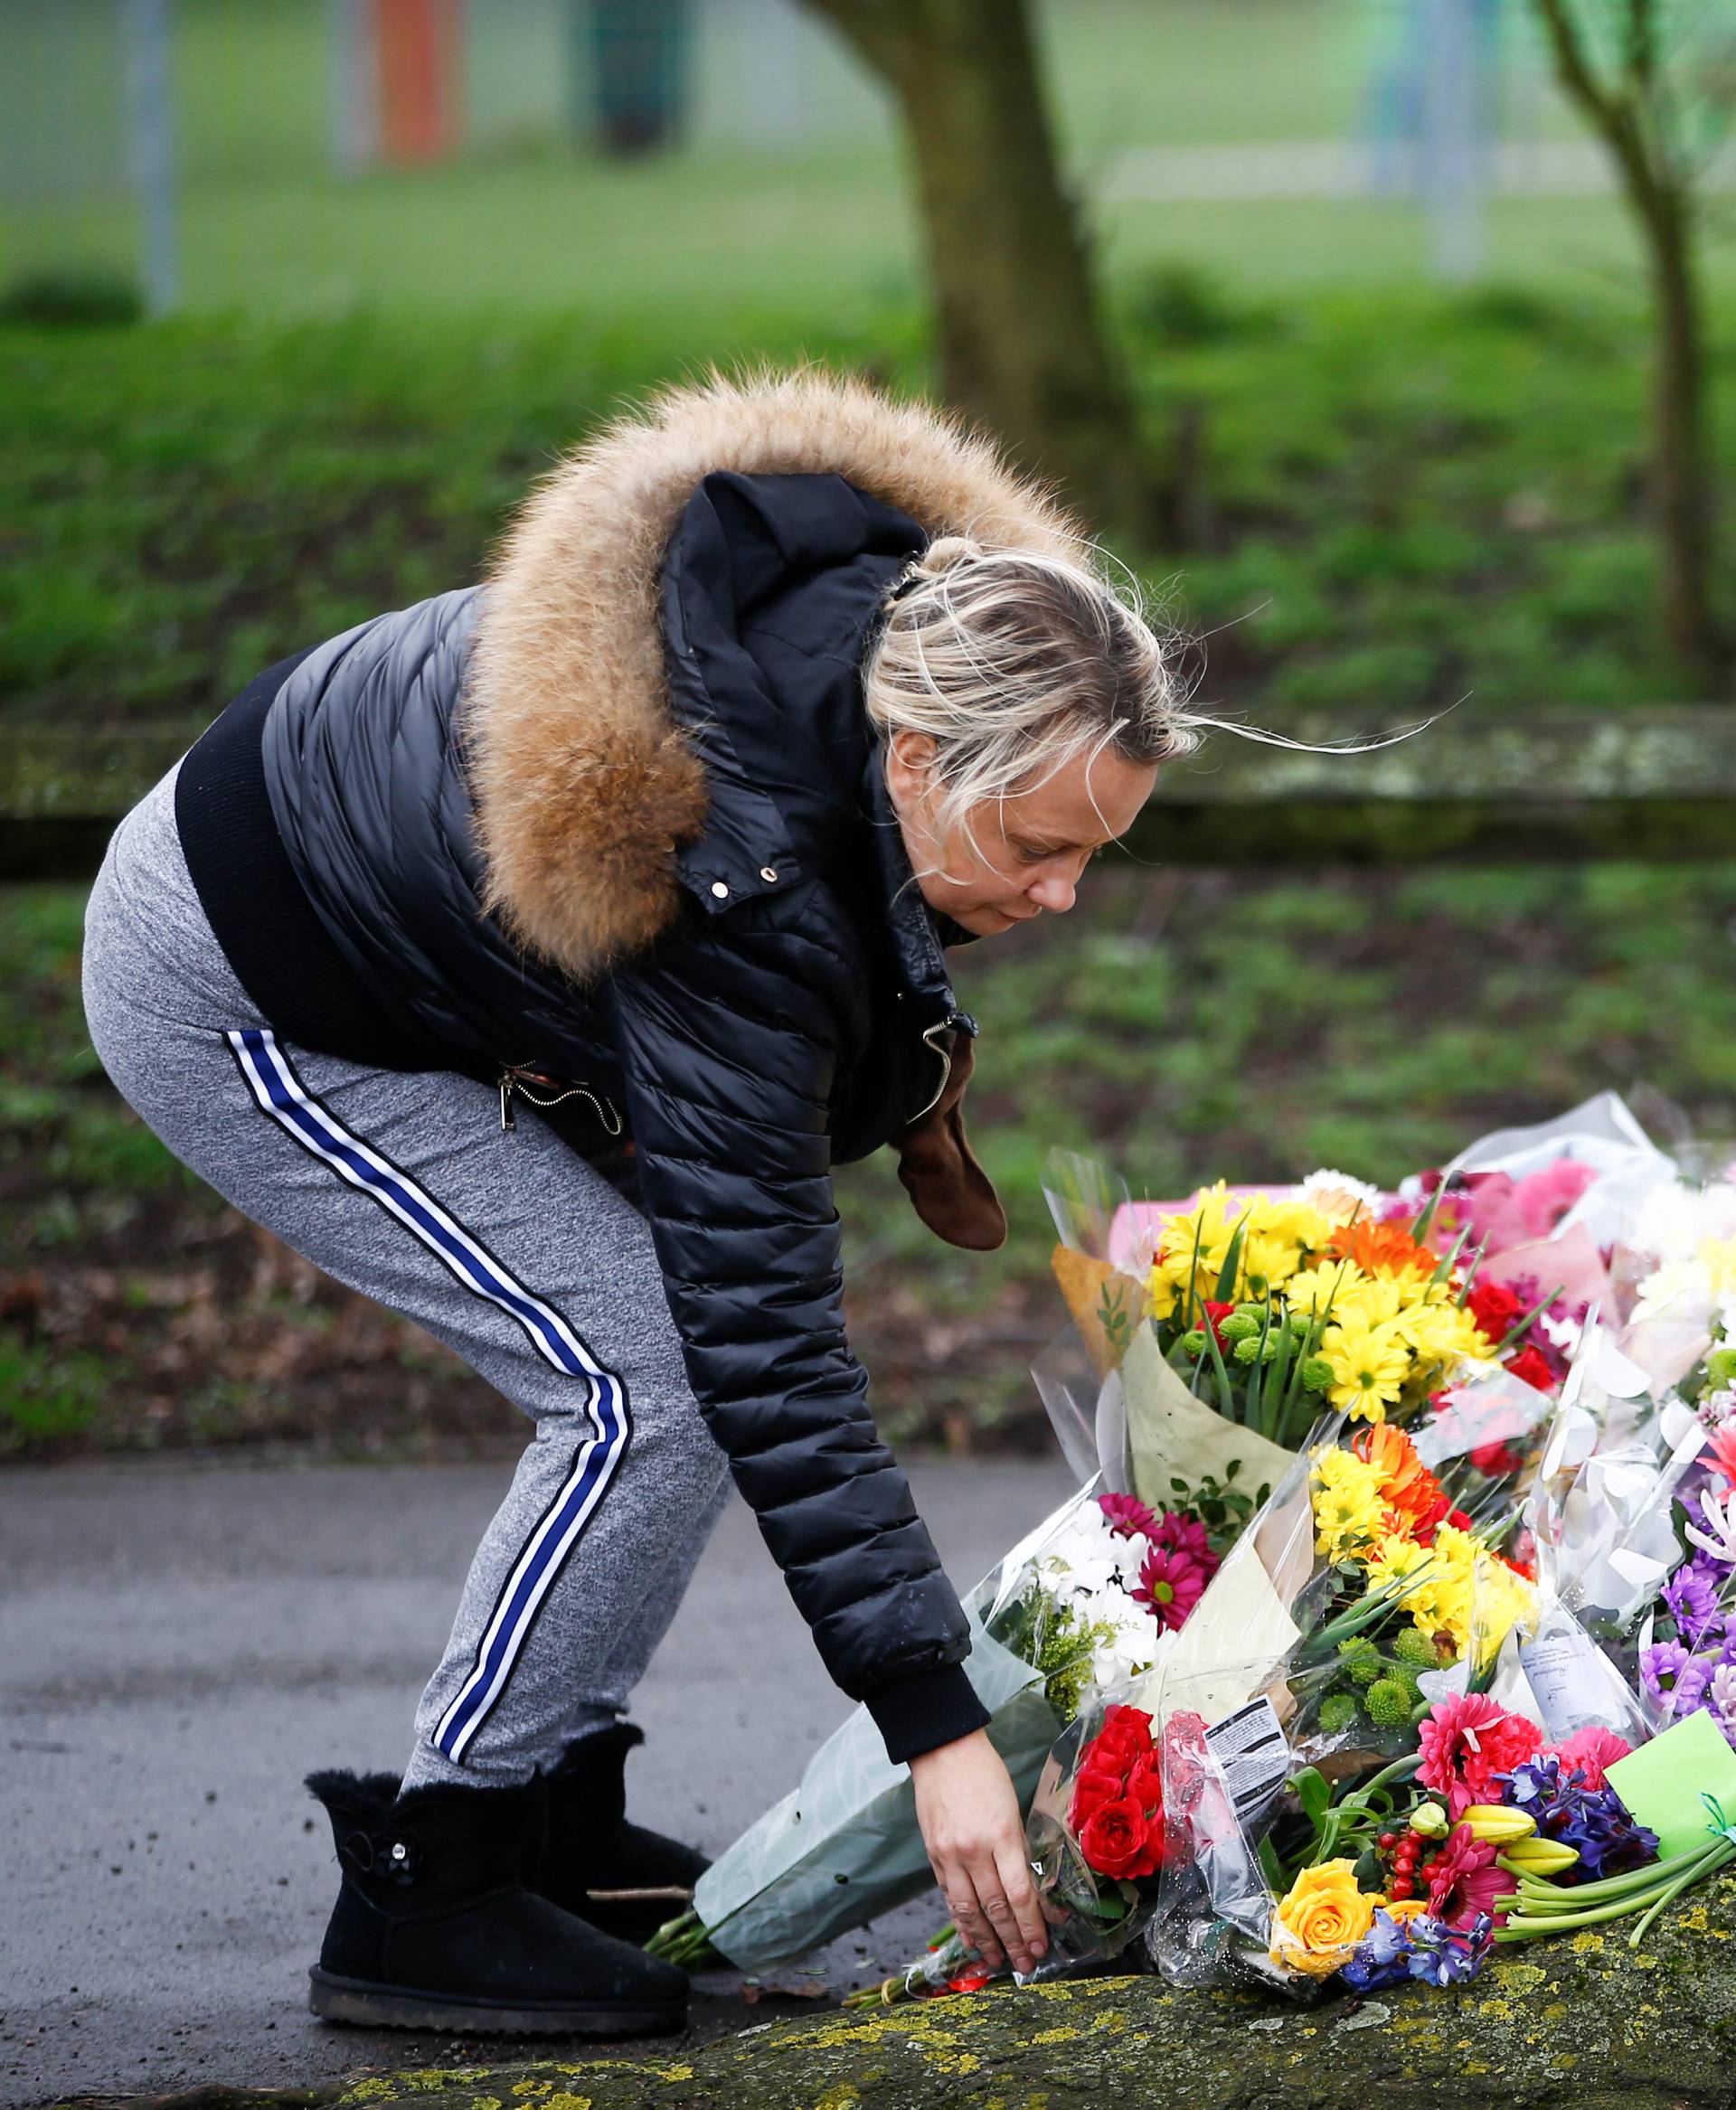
[1628,1840,1735,1948]
[1495,1841,1733,1944]
[1511,1842,1721,1908]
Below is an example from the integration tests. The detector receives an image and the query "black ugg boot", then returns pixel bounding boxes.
[305,1768,687,2035]
[530,1725,711,1945]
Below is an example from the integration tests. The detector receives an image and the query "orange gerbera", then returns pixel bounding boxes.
[1354,1421,1449,1540]
[1329,1219,1437,1281]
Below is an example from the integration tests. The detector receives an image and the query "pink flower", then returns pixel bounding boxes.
[1548,1726,1631,1791]
[1513,1161,1599,1241]
[1427,1823,1506,1930]
[1132,1543,1208,1632]
[1097,1493,1160,1541]
[1417,1694,1543,1817]
[1151,1510,1219,1578]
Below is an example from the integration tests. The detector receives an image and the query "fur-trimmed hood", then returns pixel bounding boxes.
[461,369,1085,981]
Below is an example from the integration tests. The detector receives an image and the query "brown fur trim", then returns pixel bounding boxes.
[461,367,1085,980]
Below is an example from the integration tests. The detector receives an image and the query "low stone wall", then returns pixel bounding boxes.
[313,1870,1736,2110]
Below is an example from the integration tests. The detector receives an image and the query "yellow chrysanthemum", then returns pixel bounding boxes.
[1153,1188,1341,1309]
[1363,1530,1433,1592]
[1700,1235,1736,1301]
[1318,1310,1414,1419]
[1468,1550,1535,1667]
[1310,1448,1389,1561]
[1284,1259,1367,1321]
[1396,1297,1493,1372]
[1158,1182,1241,1275]
[1374,1521,1528,1663]
[1146,1255,1194,1322]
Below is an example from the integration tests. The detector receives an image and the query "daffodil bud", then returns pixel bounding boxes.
[1459,1804,1536,1845]
[1500,1836,1580,1874]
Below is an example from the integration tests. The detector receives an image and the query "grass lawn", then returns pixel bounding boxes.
[5,274,1730,728]
[6,854,1734,1460]
[6,69,1736,1454]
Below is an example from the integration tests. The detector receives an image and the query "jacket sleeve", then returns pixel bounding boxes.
[602,896,990,1766]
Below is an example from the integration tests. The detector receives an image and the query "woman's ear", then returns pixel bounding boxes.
[884,730,939,816]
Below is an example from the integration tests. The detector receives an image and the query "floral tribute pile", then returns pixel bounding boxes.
[652,1099,1736,2013]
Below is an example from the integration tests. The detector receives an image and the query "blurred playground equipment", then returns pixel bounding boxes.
[8,0,1736,315]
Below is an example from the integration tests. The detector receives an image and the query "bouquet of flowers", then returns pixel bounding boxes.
[647,1479,1233,1973]
[659,1099,1695,1991]
[1037,1107,1628,1530]
[1144,1170,1736,2002]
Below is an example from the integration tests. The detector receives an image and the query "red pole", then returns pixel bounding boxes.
[374,0,460,166]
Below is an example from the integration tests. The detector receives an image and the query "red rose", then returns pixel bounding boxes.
[1467,1279,1523,1346]
[1202,1300,1237,1345]
[1125,1754,1165,1812]
[1069,1761,1130,1830]
[1089,1705,1154,1768]
[1505,1344,1559,1395]
[1470,1439,1524,1476]
[1079,1795,1165,1880]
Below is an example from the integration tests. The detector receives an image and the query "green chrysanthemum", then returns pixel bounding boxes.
[1318,1692,1362,1737]
[1365,1677,1414,1729]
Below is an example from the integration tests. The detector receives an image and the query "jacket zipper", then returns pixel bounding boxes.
[912,1011,976,1125]
[496,1062,623,1137]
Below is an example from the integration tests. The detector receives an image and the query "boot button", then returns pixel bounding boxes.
[390,1842,407,1861]
[710,881,729,900]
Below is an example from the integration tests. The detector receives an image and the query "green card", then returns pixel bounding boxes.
[1607,1710,1736,1861]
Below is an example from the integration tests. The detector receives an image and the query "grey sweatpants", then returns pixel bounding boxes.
[80,759,731,1789]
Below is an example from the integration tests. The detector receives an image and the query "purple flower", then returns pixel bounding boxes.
[1711,1664,1736,1752]
[1342,1910,1493,1994]
[1405,1913,1493,1987]
[1641,1640,1691,1706]
[1663,1562,1725,1650]
[1501,1756,1660,1881]
[1341,1908,1415,1994]
[1645,1647,1717,1721]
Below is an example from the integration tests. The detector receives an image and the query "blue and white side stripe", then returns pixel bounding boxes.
[224,1027,630,1763]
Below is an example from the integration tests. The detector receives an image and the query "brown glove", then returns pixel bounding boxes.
[890,1026,1007,1252]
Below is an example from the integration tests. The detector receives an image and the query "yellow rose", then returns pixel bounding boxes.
[1382,1897,1430,1928]
[1269,1860,1379,1978]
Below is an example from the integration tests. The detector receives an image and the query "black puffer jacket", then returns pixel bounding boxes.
[173,373,1087,1764]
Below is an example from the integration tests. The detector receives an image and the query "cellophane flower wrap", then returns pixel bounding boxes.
[670,1484,1178,1973]
[668,1099,1724,1994]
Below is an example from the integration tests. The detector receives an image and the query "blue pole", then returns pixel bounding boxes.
[125,0,178,313]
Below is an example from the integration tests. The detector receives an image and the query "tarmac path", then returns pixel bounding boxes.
[0,1450,1073,2106]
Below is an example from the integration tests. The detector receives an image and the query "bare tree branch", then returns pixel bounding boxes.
[1530,0,1721,684]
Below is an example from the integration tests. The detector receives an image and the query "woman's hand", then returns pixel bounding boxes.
[910,1729,1048,1976]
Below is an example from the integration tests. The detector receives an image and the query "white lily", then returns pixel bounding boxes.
[1684,1485,1736,1565]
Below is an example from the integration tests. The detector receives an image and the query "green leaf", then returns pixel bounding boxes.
[1291,1766,1332,1828]
[1213,1216,1249,1303]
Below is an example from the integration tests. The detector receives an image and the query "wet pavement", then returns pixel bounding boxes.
[1,1449,1072,2105]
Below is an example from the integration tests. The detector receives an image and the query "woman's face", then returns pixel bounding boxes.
[887,733,1157,937]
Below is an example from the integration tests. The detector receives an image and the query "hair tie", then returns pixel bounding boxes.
[882,560,926,610]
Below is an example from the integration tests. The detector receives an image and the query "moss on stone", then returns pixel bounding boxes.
[310,1867,1736,2110]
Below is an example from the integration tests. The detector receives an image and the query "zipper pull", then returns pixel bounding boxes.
[498,1070,517,1133]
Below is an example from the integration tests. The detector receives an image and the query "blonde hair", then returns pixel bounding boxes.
[863,535,1201,843]
[863,536,1434,850]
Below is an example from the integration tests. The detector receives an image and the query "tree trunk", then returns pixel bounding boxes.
[1644,193,1720,691]
[1529,0,1723,692]
[803,0,1156,542]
